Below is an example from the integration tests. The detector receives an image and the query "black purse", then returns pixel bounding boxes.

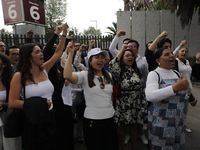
[4,84,25,138]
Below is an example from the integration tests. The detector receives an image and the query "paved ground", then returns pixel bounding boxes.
[74,84,200,150]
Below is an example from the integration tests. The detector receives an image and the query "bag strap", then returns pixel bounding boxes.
[21,73,26,100]
[154,70,180,83]
[154,71,160,83]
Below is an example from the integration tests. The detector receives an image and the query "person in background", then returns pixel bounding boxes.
[192,52,200,81]
[42,24,74,149]
[145,47,189,150]
[25,29,34,43]
[70,43,88,143]
[6,45,20,72]
[64,43,118,150]
[0,41,6,54]
[102,49,112,72]
[145,31,169,71]
[127,39,149,145]
[61,41,81,68]
[8,23,67,150]
[0,53,22,150]
[109,30,130,58]
[173,44,198,133]
[109,44,146,150]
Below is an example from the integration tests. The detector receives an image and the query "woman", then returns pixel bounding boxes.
[145,47,189,150]
[173,46,198,133]
[64,42,118,150]
[192,52,200,80]
[109,45,146,150]
[42,25,74,149]
[0,53,21,150]
[8,24,68,150]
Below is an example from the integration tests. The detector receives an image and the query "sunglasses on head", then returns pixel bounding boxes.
[98,77,105,89]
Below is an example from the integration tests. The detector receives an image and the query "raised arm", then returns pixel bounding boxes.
[63,42,78,84]
[42,23,68,72]
[116,43,126,59]
[148,31,168,51]
[109,30,126,58]
[73,44,87,71]
[173,40,187,57]
[87,40,95,53]
[43,25,62,61]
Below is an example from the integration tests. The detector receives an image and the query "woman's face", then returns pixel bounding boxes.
[123,51,135,66]
[157,48,175,69]
[89,53,105,71]
[31,46,44,66]
[177,47,188,61]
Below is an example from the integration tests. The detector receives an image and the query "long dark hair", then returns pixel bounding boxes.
[87,55,112,88]
[0,53,13,88]
[120,49,142,79]
[17,43,42,84]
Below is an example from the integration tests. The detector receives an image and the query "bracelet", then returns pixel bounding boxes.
[62,35,66,37]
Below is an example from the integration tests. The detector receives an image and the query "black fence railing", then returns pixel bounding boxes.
[0,34,114,49]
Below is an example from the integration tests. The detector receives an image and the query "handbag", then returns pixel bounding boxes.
[4,108,24,138]
[112,84,121,99]
[4,82,25,138]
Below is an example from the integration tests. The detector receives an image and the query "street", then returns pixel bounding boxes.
[74,84,200,150]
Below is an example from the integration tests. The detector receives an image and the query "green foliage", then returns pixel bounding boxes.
[44,0,67,34]
[153,0,174,10]
[71,27,82,36]
[123,0,200,28]
[83,26,102,36]
[106,22,117,36]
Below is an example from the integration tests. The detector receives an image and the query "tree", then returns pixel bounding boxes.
[82,27,102,36]
[123,0,155,11]
[170,0,200,28]
[123,0,200,28]
[106,22,117,36]
[45,0,67,34]
[71,27,82,36]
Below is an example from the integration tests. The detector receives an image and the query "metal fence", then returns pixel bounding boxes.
[0,34,114,49]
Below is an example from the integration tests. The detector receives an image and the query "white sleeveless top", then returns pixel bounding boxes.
[0,90,6,102]
[21,70,54,110]
[0,90,6,126]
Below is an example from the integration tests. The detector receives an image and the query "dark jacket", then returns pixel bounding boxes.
[22,97,56,150]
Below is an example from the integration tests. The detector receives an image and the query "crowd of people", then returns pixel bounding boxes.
[0,23,200,150]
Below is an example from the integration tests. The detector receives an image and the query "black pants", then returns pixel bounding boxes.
[83,117,119,150]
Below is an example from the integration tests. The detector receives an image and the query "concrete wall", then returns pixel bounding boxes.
[13,24,45,36]
[117,10,200,57]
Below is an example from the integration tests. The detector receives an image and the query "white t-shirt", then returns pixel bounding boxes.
[145,67,179,103]
[76,71,115,119]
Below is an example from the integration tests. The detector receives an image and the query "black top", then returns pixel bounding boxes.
[43,33,74,150]
[192,63,200,80]
[145,48,158,71]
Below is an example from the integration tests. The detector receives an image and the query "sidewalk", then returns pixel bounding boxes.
[74,85,200,150]
[185,85,200,150]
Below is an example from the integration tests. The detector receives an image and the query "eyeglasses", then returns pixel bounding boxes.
[10,53,19,56]
[0,45,6,47]
[127,45,136,48]
[98,77,105,89]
